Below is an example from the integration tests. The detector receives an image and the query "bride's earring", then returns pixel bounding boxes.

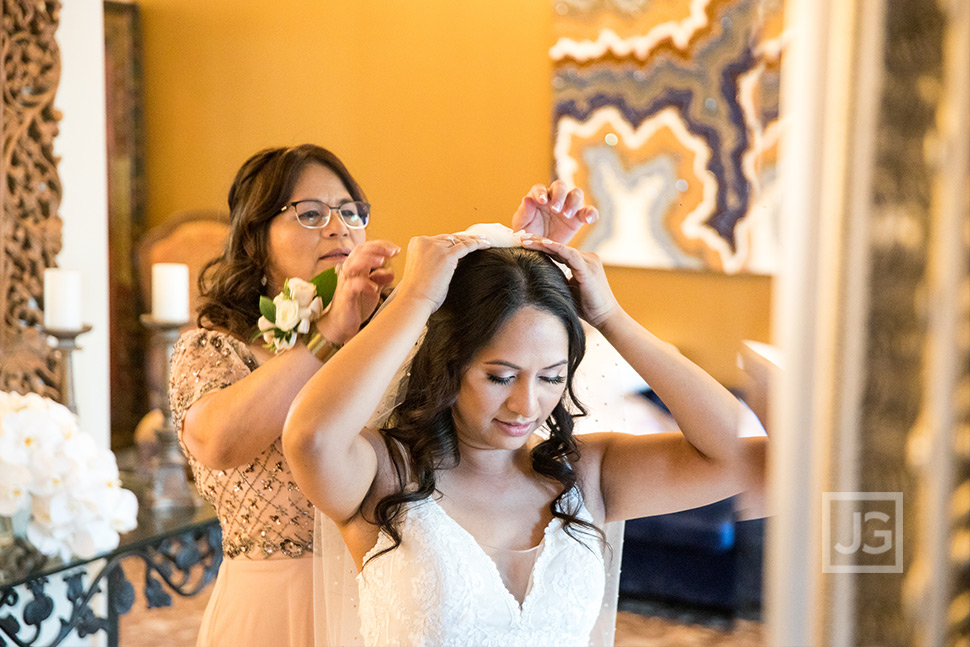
[261,275,268,286]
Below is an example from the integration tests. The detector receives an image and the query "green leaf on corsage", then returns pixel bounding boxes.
[259,295,276,322]
[310,268,338,308]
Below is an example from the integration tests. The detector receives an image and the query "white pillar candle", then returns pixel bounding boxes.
[151,263,190,324]
[43,268,83,331]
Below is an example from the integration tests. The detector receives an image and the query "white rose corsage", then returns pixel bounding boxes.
[256,269,338,353]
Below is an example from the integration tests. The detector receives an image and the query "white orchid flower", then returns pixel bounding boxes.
[0,479,29,515]
[26,521,71,560]
[68,449,120,496]
[58,428,94,462]
[29,460,66,497]
[33,492,79,527]
[105,488,139,533]
[1,390,140,560]
[69,521,120,559]
[0,409,60,464]
[0,421,31,465]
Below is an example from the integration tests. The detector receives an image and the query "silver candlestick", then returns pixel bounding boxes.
[42,325,92,414]
[140,314,197,510]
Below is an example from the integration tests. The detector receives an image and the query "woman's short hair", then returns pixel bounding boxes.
[196,144,365,338]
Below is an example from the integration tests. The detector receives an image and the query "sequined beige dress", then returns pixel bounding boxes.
[170,328,316,647]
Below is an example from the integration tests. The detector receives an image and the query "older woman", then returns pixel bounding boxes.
[168,143,595,647]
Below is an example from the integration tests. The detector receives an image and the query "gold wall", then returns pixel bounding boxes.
[138,0,771,386]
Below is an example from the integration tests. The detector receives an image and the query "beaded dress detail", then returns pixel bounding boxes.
[356,488,605,647]
[169,328,314,559]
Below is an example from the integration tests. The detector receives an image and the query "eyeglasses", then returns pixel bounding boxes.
[279,199,370,229]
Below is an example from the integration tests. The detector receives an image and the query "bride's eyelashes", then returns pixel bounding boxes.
[485,374,566,385]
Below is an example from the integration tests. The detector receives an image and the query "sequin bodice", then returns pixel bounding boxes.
[169,328,314,560]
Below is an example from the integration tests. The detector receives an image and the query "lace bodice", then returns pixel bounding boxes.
[356,490,606,647]
[169,328,314,560]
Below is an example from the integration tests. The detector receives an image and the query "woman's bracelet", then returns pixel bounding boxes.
[305,331,342,362]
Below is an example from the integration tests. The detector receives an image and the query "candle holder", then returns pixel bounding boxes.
[140,315,197,511]
[42,325,93,414]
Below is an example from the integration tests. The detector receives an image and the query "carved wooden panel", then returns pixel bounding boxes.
[0,0,63,398]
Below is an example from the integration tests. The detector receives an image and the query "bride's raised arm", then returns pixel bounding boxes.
[282,234,490,525]
[522,237,767,522]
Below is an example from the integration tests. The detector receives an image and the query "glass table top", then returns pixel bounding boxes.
[0,501,216,589]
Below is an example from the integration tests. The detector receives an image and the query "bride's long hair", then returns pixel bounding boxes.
[369,247,605,561]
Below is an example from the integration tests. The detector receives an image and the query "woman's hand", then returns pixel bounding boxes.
[395,233,491,313]
[521,236,619,328]
[511,180,599,245]
[317,240,399,344]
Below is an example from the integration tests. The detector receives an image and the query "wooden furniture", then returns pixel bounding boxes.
[135,210,230,325]
[133,211,229,426]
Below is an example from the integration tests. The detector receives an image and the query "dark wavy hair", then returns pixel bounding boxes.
[196,144,367,338]
[369,247,605,561]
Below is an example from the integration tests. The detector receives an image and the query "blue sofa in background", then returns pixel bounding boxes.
[619,496,764,617]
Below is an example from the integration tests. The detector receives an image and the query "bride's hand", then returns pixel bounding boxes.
[395,234,491,313]
[511,179,599,245]
[521,236,619,328]
[317,240,398,344]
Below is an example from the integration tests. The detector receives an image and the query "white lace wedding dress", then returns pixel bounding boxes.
[355,489,606,647]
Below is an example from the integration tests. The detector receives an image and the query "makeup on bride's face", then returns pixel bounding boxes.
[452,306,569,450]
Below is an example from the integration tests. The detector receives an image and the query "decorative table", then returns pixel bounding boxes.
[0,503,220,647]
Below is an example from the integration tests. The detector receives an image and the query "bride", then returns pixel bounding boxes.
[282,231,766,646]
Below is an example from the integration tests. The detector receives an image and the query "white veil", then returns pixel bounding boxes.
[573,325,637,647]
[312,323,422,647]
[312,226,626,647]
[313,513,363,647]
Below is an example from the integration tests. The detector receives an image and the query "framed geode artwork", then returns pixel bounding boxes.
[552,0,786,274]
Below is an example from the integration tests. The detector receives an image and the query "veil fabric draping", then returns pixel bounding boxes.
[312,226,628,647]
[313,512,364,647]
